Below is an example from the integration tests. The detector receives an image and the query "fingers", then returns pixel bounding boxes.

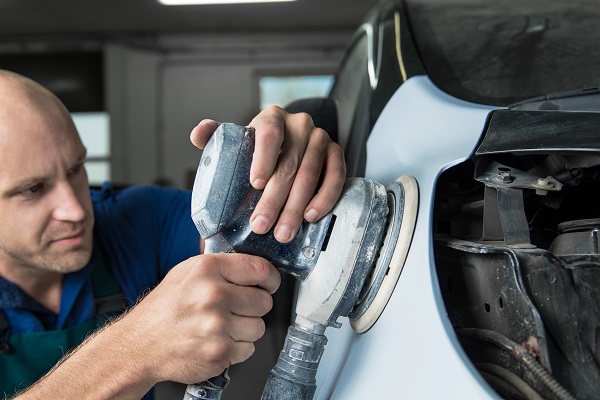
[189,254,275,369]
[258,126,323,242]
[229,316,266,343]
[191,106,347,245]
[303,140,346,221]
[190,119,221,150]
[215,253,281,294]
[247,107,287,189]
[128,254,278,383]
[248,106,346,243]
[249,110,311,241]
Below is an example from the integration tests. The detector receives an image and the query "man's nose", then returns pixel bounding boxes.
[52,183,86,222]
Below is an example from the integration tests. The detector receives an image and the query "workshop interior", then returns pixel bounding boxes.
[0,1,379,399]
[2,0,600,399]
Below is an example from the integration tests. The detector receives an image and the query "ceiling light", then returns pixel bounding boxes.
[159,0,296,5]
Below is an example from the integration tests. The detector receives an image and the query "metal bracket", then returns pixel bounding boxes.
[475,159,563,195]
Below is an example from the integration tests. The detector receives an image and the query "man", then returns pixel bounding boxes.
[0,70,345,399]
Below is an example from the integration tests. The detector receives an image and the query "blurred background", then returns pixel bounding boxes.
[0,0,379,189]
[0,1,379,398]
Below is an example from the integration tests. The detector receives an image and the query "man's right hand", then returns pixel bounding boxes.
[16,253,280,400]
[127,253,281,384]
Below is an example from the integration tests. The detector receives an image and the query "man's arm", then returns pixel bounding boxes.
[15,253,280,400]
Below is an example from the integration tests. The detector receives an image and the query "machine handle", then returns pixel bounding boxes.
[184,369,230,400]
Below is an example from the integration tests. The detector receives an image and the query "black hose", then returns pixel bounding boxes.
[476,362,544,400]
[457,328,576,400]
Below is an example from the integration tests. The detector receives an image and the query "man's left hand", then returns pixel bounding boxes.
[190,105,346,243]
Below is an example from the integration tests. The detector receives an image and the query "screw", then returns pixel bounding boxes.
[536,178,553,188]
[534,177,554,196]
[496,171,513,183]
[302,247,316,259]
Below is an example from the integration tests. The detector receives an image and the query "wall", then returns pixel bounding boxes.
[106,31,351,189]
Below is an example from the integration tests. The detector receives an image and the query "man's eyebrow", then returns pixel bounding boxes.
[1,148,89,197]
[77,148,88,164]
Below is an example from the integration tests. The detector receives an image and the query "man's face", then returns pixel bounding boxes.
[0,95,94,275]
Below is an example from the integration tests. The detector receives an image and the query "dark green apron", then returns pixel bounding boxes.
[0,245,126,397]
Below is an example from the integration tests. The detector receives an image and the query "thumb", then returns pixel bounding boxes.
[190,119,222,150]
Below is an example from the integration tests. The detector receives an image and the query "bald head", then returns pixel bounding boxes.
[0,70,81,153]
[0,70,71,125]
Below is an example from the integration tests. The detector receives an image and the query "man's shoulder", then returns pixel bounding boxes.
[90,182,190,205]
[91,183,193,232]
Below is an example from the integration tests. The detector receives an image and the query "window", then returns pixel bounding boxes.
[71,112,111,186]
[259,75,334,110]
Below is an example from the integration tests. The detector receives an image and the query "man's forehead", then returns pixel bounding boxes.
[0,141,87,193]
[0,70,84,176]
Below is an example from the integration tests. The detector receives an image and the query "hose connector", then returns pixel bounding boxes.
[260,324,327,400]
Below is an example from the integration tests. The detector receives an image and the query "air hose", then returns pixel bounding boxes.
[458,328,576,400]
[260,324,328,400]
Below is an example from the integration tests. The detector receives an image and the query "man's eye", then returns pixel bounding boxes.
[68,163,83,176]
[23,183,44,195]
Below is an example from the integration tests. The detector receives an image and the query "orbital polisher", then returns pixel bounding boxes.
[184,123,418,400]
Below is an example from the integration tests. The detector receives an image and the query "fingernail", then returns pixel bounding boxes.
[251,178,266,189]
[274,225,292,242]
[305,209,319,222]
[251,215,270,234]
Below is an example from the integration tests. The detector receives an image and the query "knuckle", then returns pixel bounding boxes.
[296,163,321,184]
[202,312,227,334]
[261,293,274,314]
[262,104,284,116]
[205,337,232,362]
[201,284,227,307]
[293,112,315,128]
[259,124,283,144]
[329,147,347,180]
[254,318,267,339]
[256,196,281,217]
[251,257,271,280]
[238,343,256,364]
[277,156,299,177]
[195,254,217,272]
[333,166,347,186]
[312,127,332,145]
[280,207,305,225]
[328,141,344,160]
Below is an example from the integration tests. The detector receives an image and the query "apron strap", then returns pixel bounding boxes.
[0,309,12,354]
[91,239,128,319]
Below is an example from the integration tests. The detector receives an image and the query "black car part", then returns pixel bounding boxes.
[433,108,600,399]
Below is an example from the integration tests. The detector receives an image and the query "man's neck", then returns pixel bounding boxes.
[0,263,64,314]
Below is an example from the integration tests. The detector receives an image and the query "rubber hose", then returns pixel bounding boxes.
[458,328,576,400]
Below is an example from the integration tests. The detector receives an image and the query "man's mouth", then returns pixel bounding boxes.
[52,229,87,246]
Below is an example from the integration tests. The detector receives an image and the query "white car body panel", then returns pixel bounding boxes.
[315,76,503,399]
